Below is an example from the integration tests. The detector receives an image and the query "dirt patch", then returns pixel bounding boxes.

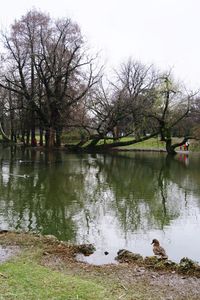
[39,236,200,299]
[1,231,200,300]
[0,245,20,263]
[41,253,200,300]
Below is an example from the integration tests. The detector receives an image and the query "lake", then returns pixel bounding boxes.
[0,146,200,264]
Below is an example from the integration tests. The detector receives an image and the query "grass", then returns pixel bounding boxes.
[0,258,112,300]
[78,137,166,150]
[0,232,199,300]
[96,137,200,152]
[116,137,166,150]
[0,257,164,300]
[1,133,200,152]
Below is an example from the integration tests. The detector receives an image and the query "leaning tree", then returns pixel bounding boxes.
[147,74,196,154]
[78,59,161,151]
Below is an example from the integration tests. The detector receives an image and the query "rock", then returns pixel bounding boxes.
[59,241,69,246]
[156,259,177,269]
[35,234,43,238]
[116,249,143,262]
[144,256,160,265]
[143,256,178,271]
[137,267,145,273]
[77,244,96,256]
[44,235,58,241]
[179,257,198,271]
[163,260,176,267]
[0,230,8,234]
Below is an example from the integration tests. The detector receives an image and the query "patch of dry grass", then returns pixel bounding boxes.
[1,232,200,300]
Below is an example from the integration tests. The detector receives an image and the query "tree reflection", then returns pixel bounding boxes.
[91,153,178,232]
[0,148,85,241]
[0,147,200,243]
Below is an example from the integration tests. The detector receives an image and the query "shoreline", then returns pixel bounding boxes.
[0,231,200,276]
[1,231,200,299]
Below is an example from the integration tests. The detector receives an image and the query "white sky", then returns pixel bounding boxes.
[0,0,200,89]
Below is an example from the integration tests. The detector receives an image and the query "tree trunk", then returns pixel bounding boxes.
[11,131,16,143]
[86,132,159,151]
[45,129,49,147]
[39,128,43,146]
[45,127,55,148]
[87,138,101,148]
[26,130,30,145]
[55,128,62,147]
[21,130,25,145]
[49,127,55,147]
[31,128,37,147]
[165,138,176,155]
[10,109,15,142]
[0,122,11,142]
[112,126,119,141]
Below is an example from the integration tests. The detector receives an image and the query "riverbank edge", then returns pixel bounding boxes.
[1,231,200,299]
[0,230,199,276]
[2,142,200,155]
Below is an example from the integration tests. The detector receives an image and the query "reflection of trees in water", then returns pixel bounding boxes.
[136,154,199,231]
[165,154,200,196]
[157,167,167,226]
[91,153,178,232]
[0,147,200,242]
[0,148,88,241]
[84,153,200,235]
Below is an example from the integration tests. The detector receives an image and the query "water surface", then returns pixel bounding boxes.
[0,147,200,264]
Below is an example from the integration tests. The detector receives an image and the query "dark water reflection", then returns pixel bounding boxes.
[0,147,200,264]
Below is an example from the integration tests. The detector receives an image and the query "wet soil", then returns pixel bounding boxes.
[1,231,200,300]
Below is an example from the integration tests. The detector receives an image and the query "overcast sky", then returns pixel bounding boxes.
[0,0,200,89]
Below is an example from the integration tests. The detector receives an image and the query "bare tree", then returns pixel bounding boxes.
[79,60,160,150]
[0,10,101,147]
[0,10,50,145]
[147,74,195,154]
[33,17,100,146]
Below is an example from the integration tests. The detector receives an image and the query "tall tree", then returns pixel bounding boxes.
[33,17,100,146]
[148,74,194,154]
[80,60,160,150]
[0,10,50,145]
[0,10,100,147]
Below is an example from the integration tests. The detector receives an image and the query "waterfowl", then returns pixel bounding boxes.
[151,239,168,259]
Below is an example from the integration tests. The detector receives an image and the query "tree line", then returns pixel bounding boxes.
[0,10,199,153]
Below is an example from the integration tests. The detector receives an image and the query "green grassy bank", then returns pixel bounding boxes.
[0,259,111,300]
[0,232,200,300]
[97,137,200,152]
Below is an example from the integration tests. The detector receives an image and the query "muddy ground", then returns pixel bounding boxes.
[0,231,200,300]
